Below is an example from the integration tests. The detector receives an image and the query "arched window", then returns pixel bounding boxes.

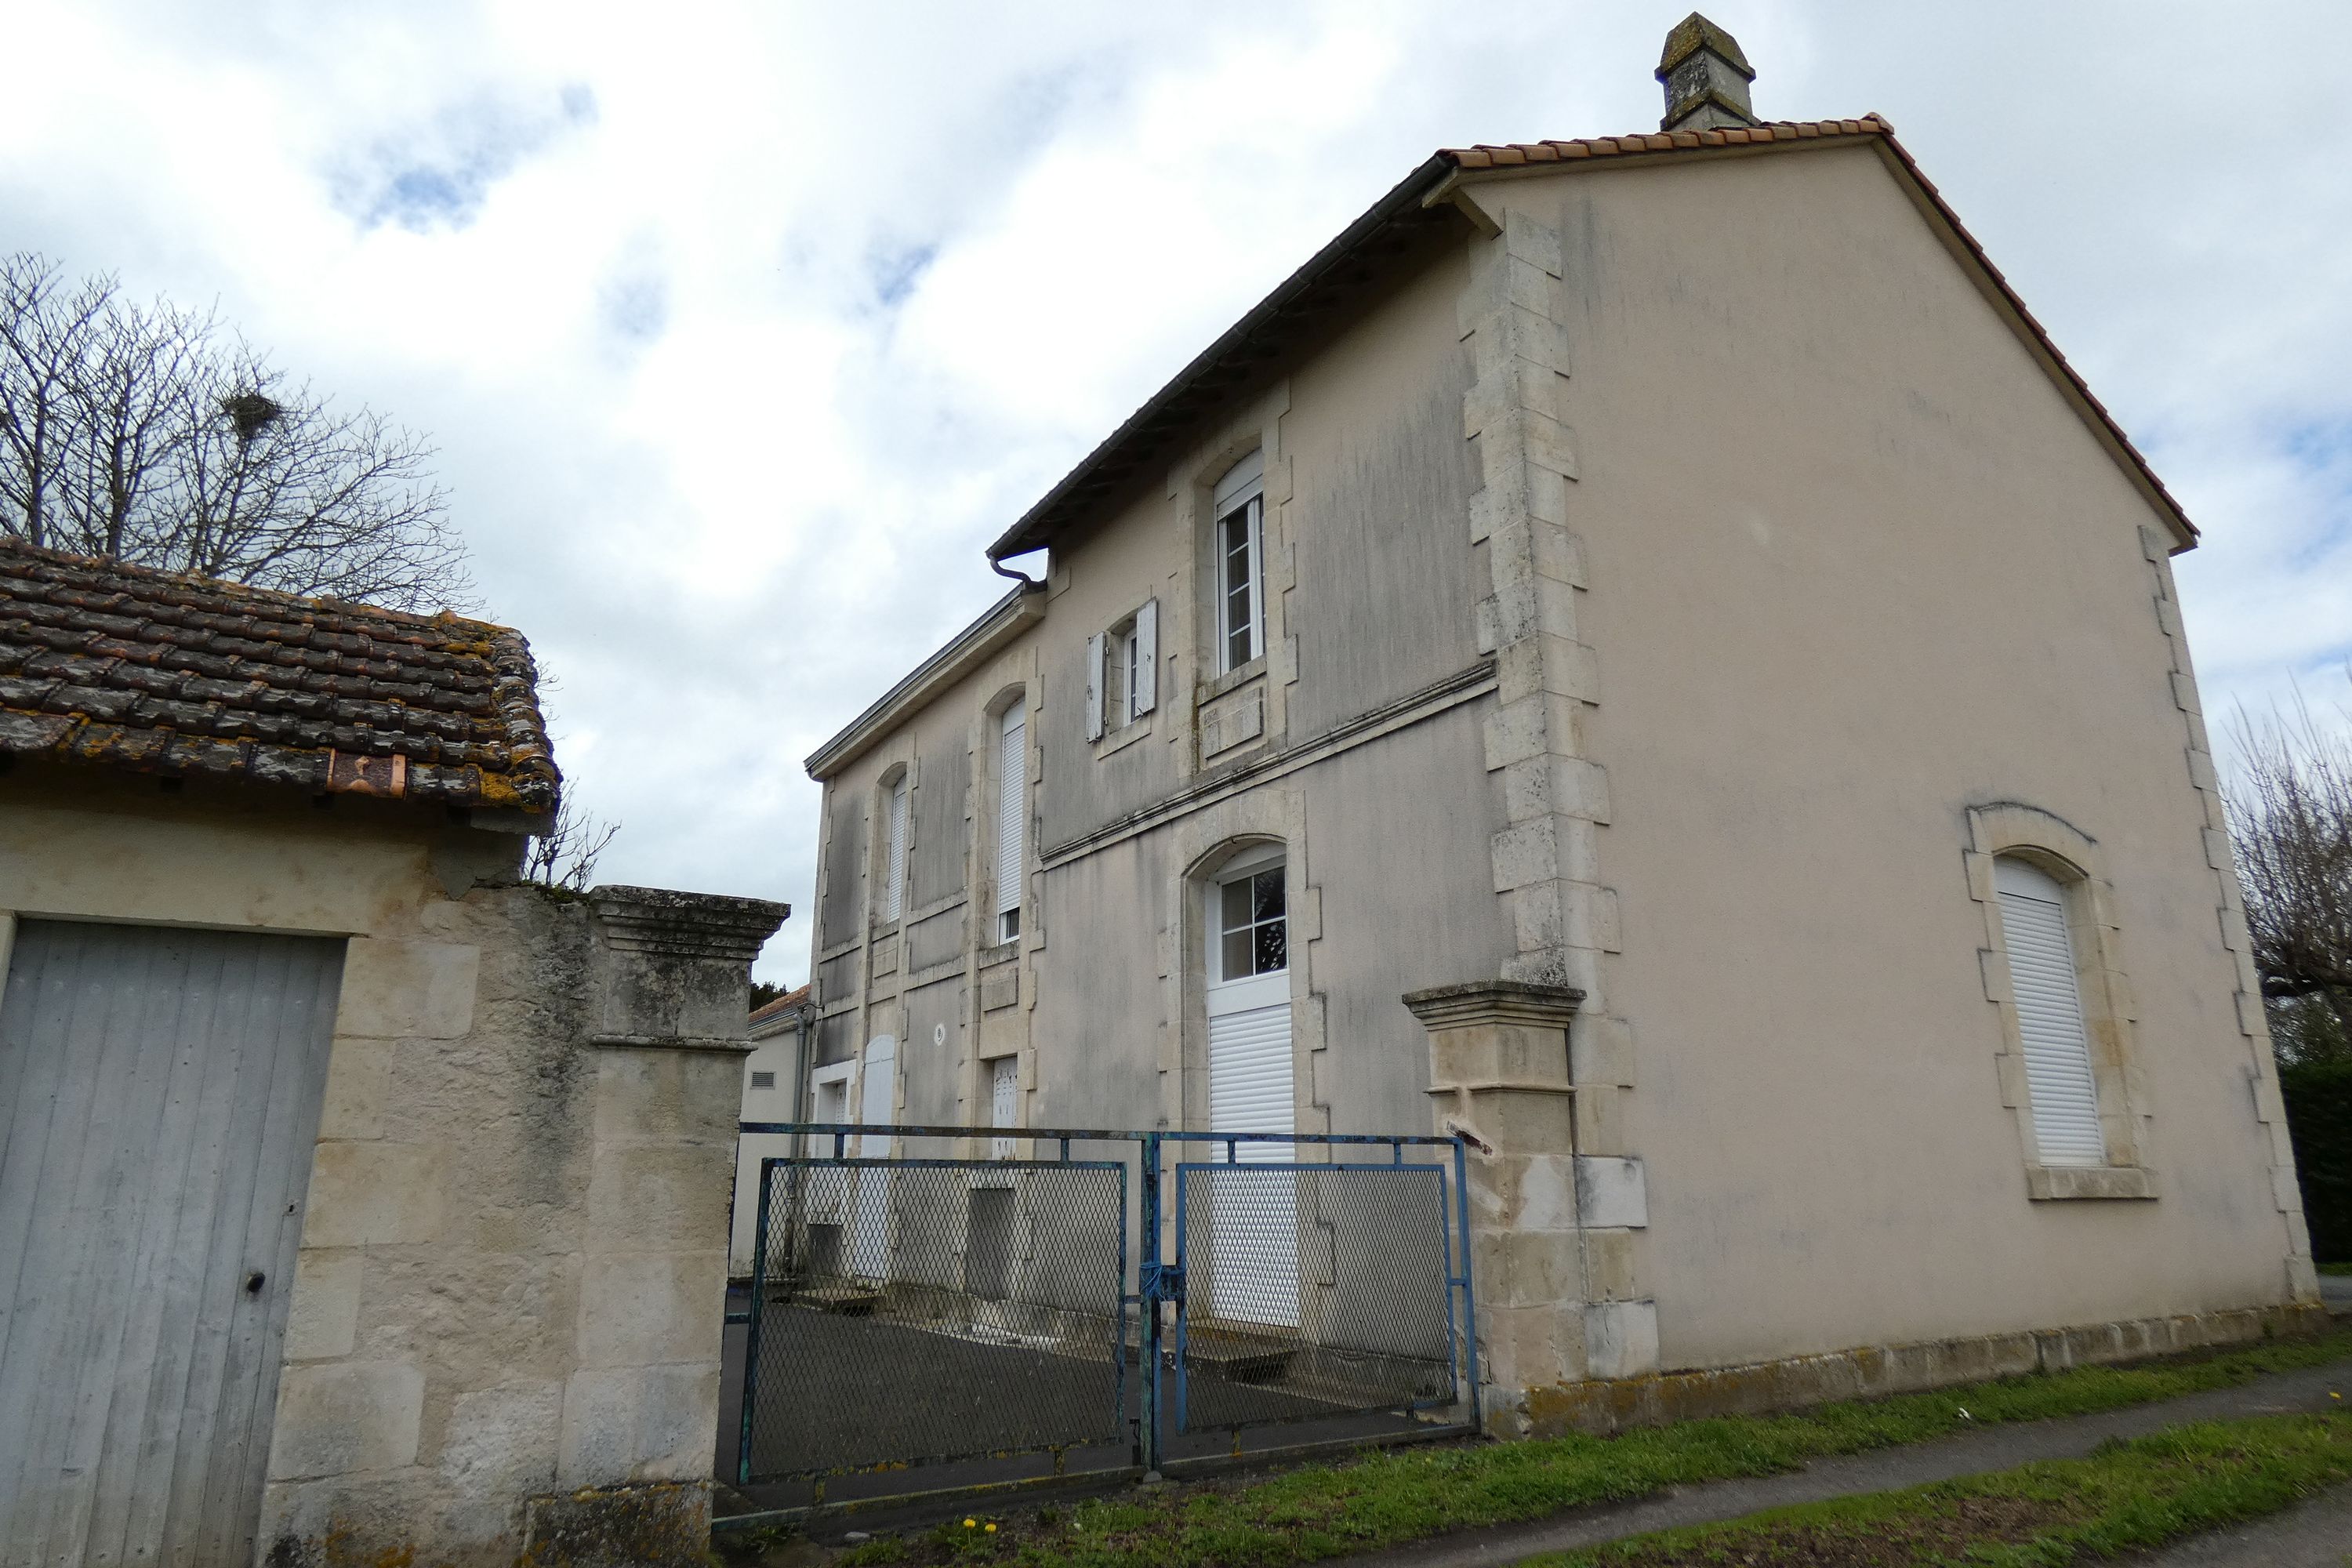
[1212,452,1265,673]
[1992,855,2105,1167]
[994,697,1026,944]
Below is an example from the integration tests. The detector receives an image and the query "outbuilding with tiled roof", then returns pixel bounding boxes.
[0,539,786,1563]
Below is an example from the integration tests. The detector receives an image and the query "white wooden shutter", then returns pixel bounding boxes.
[1132,600,1157,714]
[1083,633,1105,741]
[996,702,1025,920]
[1994,857,2107,1167]
[882,778,907,921]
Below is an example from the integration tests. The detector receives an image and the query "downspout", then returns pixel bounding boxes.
[788,999,819,1151]
[989,553,1042,590]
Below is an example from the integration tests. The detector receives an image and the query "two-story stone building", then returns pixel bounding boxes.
[796,17,2321,1432]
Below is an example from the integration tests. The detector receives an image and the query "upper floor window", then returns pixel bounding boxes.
[1213,452,1265,673]
[1086,601,1159,740]
[880,774,908,923]
[1992,855,2104,1167]
[995,699,1026,944]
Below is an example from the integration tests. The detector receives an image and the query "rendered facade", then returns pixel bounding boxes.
[798,22,2322,1436]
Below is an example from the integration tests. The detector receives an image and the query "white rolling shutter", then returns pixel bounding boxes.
[1994,857,2107,1167]
[1213,448,1264,512]
[996,702,1025,929]
[882,778,907,921]
[1132,600,1157,714]
[1208,1003,1293,1145]
[1084,633,1105,741]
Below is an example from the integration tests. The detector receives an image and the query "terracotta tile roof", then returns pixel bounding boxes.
[988,114,2195,560]
[750,984,811,1026]
[0,539,557,815]
[1441,115,1888,166]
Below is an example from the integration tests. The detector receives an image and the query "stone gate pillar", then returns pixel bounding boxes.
[1404,979,1653,1436]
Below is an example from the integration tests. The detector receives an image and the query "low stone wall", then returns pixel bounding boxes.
[260,881,783,1568]
[1522,1301,2336,1436]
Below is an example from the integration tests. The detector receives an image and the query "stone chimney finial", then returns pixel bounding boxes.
[1657,13,1760,132]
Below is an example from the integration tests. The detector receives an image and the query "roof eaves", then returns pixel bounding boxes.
[983,153,1464,563]
[982,112,2194,573]
[804,583,1046,781]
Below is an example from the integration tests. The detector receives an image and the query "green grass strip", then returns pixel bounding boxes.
[815,1328,2352,1568]
[1543,1412,2352,1566]
[2318,1261,2352,1276]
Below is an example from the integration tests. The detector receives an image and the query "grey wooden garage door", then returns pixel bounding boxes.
[0,919,343,1567]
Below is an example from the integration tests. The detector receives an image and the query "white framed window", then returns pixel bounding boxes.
[1085,600,1158,741]
[880,774,908,923]
[1212,848,1288,985]
[1212,452,1265,673]
[995,699,1025,944]
[1993,855,2106,1167]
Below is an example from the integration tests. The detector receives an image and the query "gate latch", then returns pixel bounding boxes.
[1140,1260,1186,1305]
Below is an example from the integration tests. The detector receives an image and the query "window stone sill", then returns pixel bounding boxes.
[2026,1164,2158,1201]
[1092,715,1152,760]
[1198,657,1266,704]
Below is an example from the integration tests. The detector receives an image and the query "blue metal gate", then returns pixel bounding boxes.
[728,1123,1475,1514]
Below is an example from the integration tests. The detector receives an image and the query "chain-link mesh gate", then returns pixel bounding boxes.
[729,1124,1472,1512]
[1174,1160,1457,1432]
[738,1149,1128,1487]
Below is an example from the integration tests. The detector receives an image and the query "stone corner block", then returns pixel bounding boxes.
[579,1252,727,1370]
[558,1365,723,1489]
[1573,1155,1648,1229]
[1582,1299,1660,1381]
[301,1142,450,1247]
[335,937,481,1040]
[282,1250,364,1362]
[267,1360,425,1480]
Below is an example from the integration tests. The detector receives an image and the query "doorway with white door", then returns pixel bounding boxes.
[1202,844,1299,1329]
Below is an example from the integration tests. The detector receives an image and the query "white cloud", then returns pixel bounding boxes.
[4,0,2348,983]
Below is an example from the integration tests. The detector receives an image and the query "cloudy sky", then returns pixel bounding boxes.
[6,0,2348,985]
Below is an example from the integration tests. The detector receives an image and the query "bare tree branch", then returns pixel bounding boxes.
[522,797,621,893]
[0,251,472,612]
[2224,683,2352,1065]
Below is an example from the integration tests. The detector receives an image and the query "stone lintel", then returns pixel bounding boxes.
[589,885,789,962]
[1403,979,1584,1032]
